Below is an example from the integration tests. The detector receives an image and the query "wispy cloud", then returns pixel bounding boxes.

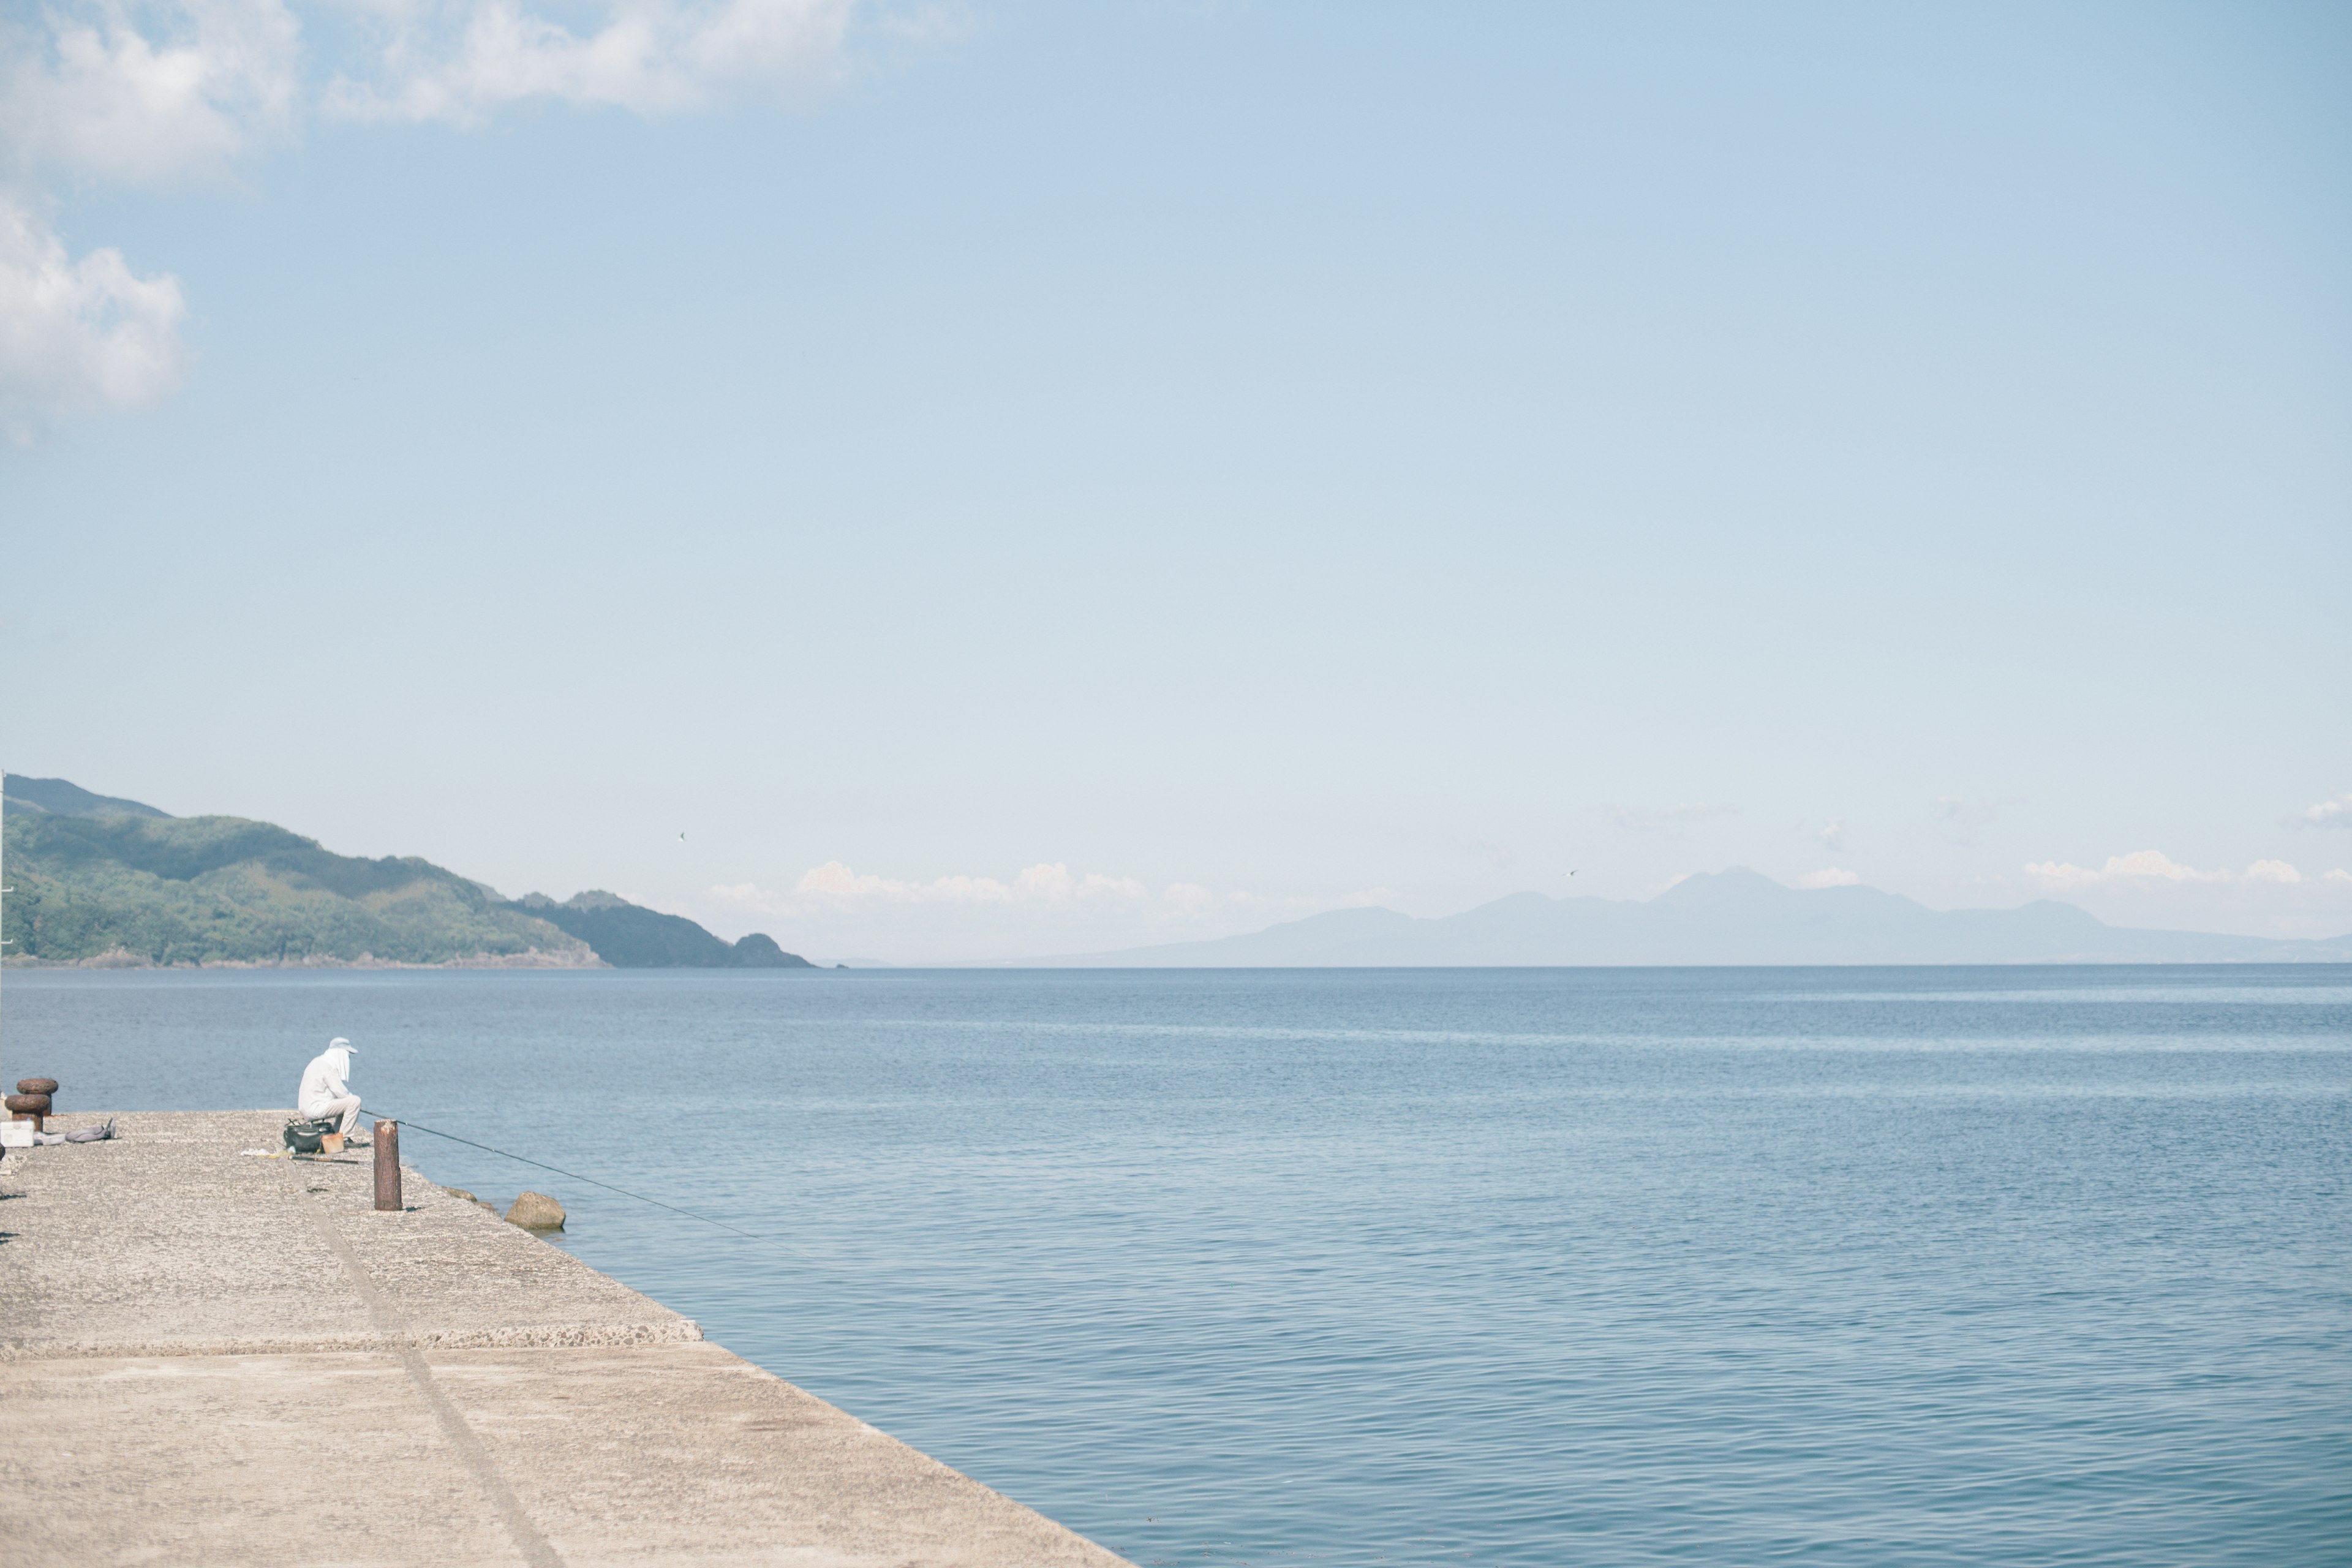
[2290,793,2352,831]
[1930,796,2014,846]
[785,859,1150,904]
[698,862,1404,962]
[1997,850,2352,941]
[873,1,970,45]
[1164,881,1215,915]
[1812,816,1845,852]
[1794,867,1860,889]
[323,0,856,124]
[1607,801,1735,833]
[1469,839,1517,870]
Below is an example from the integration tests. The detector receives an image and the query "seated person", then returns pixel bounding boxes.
[298,1038,364,1143]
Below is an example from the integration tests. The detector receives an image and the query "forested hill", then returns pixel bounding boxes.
[1,774,813,970]
[508,891,812,968]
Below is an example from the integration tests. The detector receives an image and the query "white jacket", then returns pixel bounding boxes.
[298,1046,355,1118]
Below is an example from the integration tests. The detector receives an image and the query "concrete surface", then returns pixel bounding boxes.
[0,1110,1133,1568]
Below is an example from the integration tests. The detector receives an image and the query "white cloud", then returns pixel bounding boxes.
[0,0,869,431]
[1794,867,1860,889]
[1019,862,1148,901]
[0,198,188,438]
[1813,816,1845,851]
[2023,850,2206,888]
[2292,793,2352,830]
[2021,851,2303,890]
[323,0,856,123]
[2000,849,2352,941]
[2328,869,2352,885]
[2,0,302,185]
[3,0,851,150]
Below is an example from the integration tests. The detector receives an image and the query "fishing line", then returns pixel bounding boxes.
[368,1108,827,1262]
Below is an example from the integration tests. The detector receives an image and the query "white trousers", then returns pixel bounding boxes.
[303,1095,362,1136]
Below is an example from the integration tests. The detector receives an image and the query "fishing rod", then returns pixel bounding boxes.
[366,1107,827,1261]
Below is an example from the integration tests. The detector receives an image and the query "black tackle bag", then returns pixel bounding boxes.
[282,1116,339,1153]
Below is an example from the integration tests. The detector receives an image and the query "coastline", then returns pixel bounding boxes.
[0,1109,1131,1566]
[1,946,607,970]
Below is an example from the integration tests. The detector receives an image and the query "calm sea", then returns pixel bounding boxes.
[6,966,2347,1566]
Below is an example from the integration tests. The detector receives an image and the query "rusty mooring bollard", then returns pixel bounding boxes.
[374,1120,402,1212]
[8,1079,58,1133]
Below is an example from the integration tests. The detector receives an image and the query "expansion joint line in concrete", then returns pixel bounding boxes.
[298,1184,567,1568]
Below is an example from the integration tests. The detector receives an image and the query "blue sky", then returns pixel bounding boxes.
[4,1,2348,961]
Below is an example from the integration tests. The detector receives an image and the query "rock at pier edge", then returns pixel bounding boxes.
[0,1109,1133,1568]
[507,1189,567,1230]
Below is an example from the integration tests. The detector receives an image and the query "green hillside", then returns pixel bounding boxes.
[1,774,817,969]
[0,807,591,967]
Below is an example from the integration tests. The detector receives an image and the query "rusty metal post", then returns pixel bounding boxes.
[374,1120,401,1212]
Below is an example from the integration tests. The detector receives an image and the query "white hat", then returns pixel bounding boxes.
[329,1036,355,1052]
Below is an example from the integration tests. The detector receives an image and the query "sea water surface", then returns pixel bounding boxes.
[6,965,2347,1566]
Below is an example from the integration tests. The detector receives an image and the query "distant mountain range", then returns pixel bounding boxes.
[0,774,813,970]
[1042,869,2352,967]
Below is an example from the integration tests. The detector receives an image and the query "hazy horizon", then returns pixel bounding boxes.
[5,2,2347,964]
[10,764,2349,968]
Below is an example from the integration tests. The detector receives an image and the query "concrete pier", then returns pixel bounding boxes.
[0,1111,1133,1567]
